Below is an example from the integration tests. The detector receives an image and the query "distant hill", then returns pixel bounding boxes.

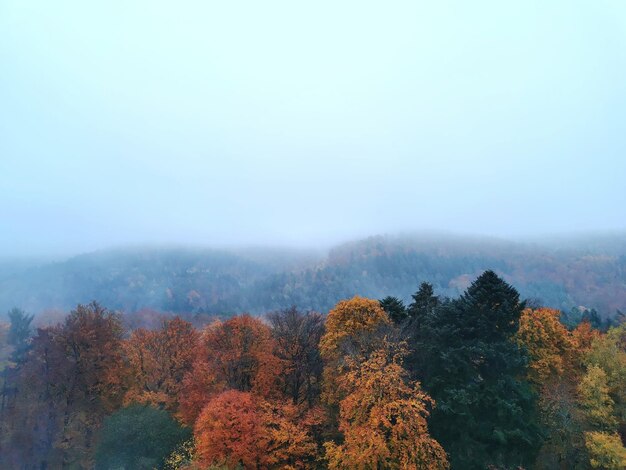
[0,233,624,319]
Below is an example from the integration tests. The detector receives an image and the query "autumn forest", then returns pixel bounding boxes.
[2,269,626,469]
[3,0,626,468]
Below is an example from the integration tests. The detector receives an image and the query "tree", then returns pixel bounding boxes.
[1,302,126,468]
[572,325,626,469]
[517,308,578,387]
[324,341,448,470]
[379,296,408,324]
[572,321,601,352]
[194,390,318,469]
[55,302,126,466]
[194,390,264,468]
[260,399,321,469]
[418,271,542,469]
[0,308,34,463]
[0,327,67,468]
[578,365,618,432]
[95,404,191,470]
[179,314,283,425]
[319,296,391,405]
[407,282,439,326]
[517,308,586,469]
[7,307,34,363]
[123,317,198,413]
[584,431,626,469]
[267,306,324,407]
[583,325,626,423]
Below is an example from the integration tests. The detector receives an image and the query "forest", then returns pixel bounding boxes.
[1,234,625,322]
[1,270,626,469]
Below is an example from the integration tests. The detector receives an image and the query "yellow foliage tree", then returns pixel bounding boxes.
[324,343,448,470]
[319,296,391,404]
[584,431,626,469]
[584,325,626,422]
[578,365,618,432]
[517,308,577,386]
[517,308,587,468]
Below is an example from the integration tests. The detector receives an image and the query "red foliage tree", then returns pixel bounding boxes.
[179,314,284,425]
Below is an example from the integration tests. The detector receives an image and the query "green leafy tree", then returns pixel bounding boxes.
[95,404,191,470]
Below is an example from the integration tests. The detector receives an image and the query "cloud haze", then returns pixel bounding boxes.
[1,1,625,256]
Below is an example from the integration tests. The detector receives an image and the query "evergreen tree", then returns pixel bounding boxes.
[95,404,191,470]
[7,308,33,363]
[379,296,408,324]
[404,283,441,379]
[407,282,439,328]
[419,271,543,469]
[582,309,603,330]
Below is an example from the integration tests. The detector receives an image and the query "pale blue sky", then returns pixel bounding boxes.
[1,1,625,256]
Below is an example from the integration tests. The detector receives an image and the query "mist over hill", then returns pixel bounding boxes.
[0,233,624,319]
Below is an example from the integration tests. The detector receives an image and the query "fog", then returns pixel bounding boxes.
[1,1,625,257]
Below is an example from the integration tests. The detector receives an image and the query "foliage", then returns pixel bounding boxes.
[2,234,623,320]
[319,296,391,404]
[2,267,626,469]
[123,317,198,412]
[95,404,191,470]
[414,271,543,469]
[407,282,439,325]
[379,296,408,324]
[584,431,626,469]
[179,314,283,425]
[163,438,196,470]
[583,325,626,424]
[517,308,587,469]
[578,365,618,431]
[7,307,34,363]
[517,308,577,386]
[267,306,325,406]
[325,341,448,470]
[0,302,125,468]
[194,390,318,469]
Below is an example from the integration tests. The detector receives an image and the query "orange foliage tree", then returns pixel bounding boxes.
[123,317,198,412]
[319,296,391,404]
[324,342,448,470]
[572,320,602,353]
[194,390,318,469]
[179,314,283,425]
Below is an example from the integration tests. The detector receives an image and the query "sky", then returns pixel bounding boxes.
[1,1,625,256]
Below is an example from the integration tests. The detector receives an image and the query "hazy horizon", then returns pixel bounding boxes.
[0,229,624,263]
[2,2,625,257]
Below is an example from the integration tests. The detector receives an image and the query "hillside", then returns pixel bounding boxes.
[0,233,624,318]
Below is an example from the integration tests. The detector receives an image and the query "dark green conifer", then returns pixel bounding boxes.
[379,296,407,324]
[7,307,34,363]
[407,282,439,327]
[419,271,542,469]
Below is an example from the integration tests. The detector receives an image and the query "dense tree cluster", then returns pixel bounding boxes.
[0,270,625,469]
[1,236,624,319]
